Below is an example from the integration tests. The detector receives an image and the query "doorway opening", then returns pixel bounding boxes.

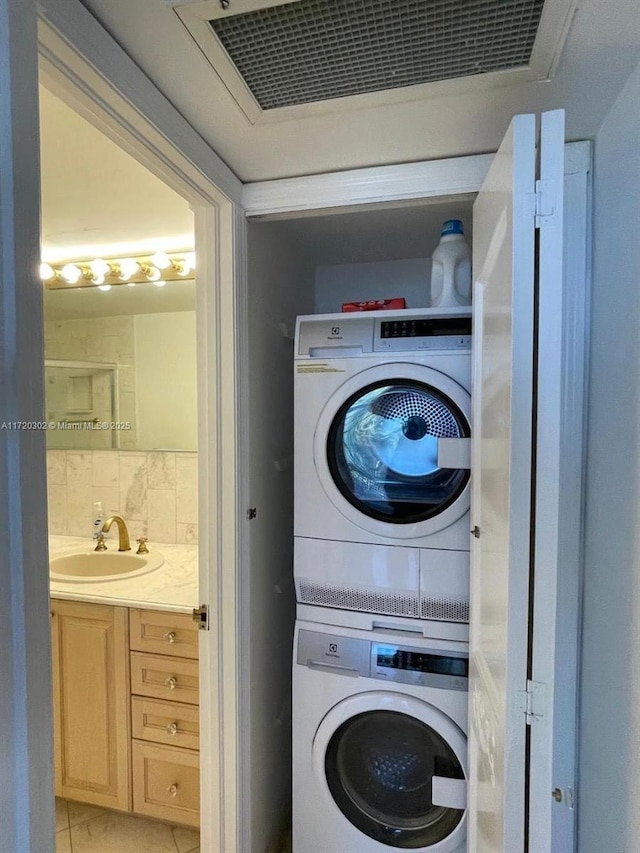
[35,25,246,839]
[40,83,202,853]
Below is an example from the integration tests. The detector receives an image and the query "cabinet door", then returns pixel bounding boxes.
[51,600,130,810]
[468,110,567,852]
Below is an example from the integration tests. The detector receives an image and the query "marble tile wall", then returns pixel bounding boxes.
[45,315,138,449]
[47,449,198,545]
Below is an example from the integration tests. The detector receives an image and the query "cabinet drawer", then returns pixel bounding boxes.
[132,697,199,751]
[132,740,199,828]
[131,652,199,705]
[130,609,198,659]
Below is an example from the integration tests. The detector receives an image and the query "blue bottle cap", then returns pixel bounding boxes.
[441,219,464,236]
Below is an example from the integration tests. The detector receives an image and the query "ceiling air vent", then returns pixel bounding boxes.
[174,0,576,119]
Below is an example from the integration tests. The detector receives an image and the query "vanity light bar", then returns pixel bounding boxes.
[40,252,196,290]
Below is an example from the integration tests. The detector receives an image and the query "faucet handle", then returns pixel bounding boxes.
[136,537,149,555]
[94,533,108,552]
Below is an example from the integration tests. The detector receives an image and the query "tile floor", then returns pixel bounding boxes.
[55,799,199,853]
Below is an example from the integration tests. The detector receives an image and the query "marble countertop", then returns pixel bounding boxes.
[49,535,198,613]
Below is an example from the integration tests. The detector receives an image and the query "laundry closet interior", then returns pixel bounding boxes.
[239,117,586,851]
[243,191,477,849]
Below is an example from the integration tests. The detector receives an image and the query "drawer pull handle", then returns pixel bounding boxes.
[165,676,178,690]
[166,722,178,736]
[164,631,177,644]
[167,783,178,797]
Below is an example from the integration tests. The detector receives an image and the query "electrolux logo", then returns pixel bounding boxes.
[328,326,342,340]
[327,642,339,658]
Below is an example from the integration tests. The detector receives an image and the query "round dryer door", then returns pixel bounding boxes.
[315,363,471,539]
[313,693,467,851]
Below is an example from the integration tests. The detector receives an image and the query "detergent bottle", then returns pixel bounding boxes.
[430,219,472,308]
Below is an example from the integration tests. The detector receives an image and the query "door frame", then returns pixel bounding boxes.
[528,135,592,851]
[14,0,244,850]
[1,1,52,849]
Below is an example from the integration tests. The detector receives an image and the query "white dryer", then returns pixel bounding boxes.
[294,309,472,639]
[293,620,468,853]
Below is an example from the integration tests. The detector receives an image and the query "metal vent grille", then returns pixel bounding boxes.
[421,595,469,623]
[298,579,420,617]
[210,0,546,109]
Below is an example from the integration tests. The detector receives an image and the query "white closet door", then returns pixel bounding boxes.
[468,113,537,853]
[529,110,574,852]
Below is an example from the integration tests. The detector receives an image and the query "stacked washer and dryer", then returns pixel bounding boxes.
[292,307,472,853]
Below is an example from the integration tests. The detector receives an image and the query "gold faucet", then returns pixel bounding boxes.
[101,515,131,552]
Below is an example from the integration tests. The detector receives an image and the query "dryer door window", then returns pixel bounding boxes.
[325,709,465,848]
[327,380,470,525]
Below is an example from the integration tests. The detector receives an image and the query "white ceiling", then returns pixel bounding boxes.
[39,88,196,317]
[38,0,640,300]
[39,87,194,263]
[77,0,640,182]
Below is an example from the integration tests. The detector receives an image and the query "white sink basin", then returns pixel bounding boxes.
[50,549,164,583]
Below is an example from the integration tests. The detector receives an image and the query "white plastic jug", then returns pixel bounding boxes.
[430,219,472,308]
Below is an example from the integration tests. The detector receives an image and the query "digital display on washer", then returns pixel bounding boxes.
[380,317,472,339]
[375,646,469,678]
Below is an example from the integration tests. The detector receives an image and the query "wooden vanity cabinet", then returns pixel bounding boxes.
[50,602,200,826]
[50,600,131,811]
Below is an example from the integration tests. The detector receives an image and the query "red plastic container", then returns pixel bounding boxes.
[341,298,406,312]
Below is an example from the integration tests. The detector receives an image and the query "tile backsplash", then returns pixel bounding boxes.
[47,449,198,545]
[45,315,138,449]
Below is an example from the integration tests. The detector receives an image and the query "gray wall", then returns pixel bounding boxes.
[314,257,431,313]
[579,57,640,852]
[245,221,315,852]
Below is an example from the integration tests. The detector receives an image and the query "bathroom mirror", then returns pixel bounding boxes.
[43,280,197,451]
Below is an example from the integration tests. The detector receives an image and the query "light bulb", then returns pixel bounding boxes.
[91,271,106,286]
[90,259,111,278]
[118,259,140,280]
[184,252,196,269]
[61,263,81,285]
[151,251,171,270]
[175,260,192,277]
[144,265,161,282]
[153,279,166,287]
[98,284,112,292]
[40,262,56,281]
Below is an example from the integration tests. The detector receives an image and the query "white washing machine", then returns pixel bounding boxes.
[293,620,468,853]
[294,309,472,639]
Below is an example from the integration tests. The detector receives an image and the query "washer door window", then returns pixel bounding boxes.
[325,710,465,849]
[328,380,470,525]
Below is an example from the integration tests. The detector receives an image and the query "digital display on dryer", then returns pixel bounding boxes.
[380,318,472,339]
[375,646,469,678]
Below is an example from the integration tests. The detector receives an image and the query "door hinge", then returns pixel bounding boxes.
[552,786,575,809]
[247,507,257,520]
[192,604,210,631]
[518,679,547,724]
[534,179,556,228]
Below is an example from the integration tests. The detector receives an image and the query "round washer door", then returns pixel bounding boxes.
[313,692,467,851]
[314,363,471,540]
